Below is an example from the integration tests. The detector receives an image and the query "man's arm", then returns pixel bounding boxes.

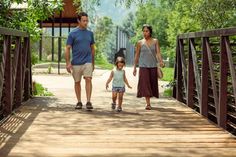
[91,44,95,71]
[65,45,72,73]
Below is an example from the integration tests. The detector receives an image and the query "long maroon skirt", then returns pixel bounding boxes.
[137,67,159,98]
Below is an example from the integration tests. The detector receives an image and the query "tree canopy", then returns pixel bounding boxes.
[0,0,63,40]
[120,0,236,66]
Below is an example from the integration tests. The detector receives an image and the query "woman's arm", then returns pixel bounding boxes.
[133,41,141,76]
[106,71,114,89]
[124,70,132,89]
[155,39,164,68]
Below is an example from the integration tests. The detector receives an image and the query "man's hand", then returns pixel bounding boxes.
[66,63,72,73]
[106,83,109,90]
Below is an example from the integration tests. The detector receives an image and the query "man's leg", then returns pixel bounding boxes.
[83,63,93,110]
[72,65,83,109]
[75,81,81,102]
[85,77,92,103]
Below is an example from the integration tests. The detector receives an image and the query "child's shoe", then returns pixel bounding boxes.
[111,103,116,110]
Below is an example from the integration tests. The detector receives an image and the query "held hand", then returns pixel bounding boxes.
[66,64,72,73]
[160,61,165,68]
[133,68,137,76]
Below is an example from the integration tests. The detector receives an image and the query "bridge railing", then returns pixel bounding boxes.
[0,27,32,120]
[173,27,236,134]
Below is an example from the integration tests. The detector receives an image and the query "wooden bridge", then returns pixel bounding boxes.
[0,27,236,157]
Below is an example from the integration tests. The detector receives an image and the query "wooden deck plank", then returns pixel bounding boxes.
[0,71,235,157]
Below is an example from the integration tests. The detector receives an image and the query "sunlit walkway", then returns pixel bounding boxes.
[0,68,236,157]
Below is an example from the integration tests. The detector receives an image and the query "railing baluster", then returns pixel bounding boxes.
[187,38,194,108]
[201,37,209,117]
[3,35,12,115]
[189,38,202,111]
[219,36,229,129]
[176,38,184,102]
[205,38,219,123]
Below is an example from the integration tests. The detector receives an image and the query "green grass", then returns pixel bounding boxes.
[95,58,113,70]
[160,67,174,97]
[160,67,174,82]
[33,82,54,96]
[163,88,173,97]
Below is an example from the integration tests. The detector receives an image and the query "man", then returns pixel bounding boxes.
[65,12,95,110]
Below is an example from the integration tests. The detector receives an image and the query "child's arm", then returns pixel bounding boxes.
[124,70,132,89]
[106,71,114,90]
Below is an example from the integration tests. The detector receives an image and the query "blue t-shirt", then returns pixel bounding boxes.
[66,27,95,65]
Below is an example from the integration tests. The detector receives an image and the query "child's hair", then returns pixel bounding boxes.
[115,57,125,66]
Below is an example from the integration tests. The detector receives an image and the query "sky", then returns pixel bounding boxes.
[95,0,137,24]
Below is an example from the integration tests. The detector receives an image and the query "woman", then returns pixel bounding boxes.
[133,24,164,110]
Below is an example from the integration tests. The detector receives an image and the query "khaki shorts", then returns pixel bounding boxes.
[72,63,93,82]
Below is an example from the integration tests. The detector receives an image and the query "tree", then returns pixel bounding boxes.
[121,12,136,38]
[194,0,236,29]
[131,1,171,64]
[131,0,236,67]
[0,0,63,40]
[94,16,114,61]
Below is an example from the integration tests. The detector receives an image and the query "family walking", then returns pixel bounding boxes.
[65,12,164,112]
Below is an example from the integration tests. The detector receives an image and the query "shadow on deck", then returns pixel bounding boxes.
[0,96,236,157]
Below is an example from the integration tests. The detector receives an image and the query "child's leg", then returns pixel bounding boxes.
[118,92,124,107]
[112,92,117,104]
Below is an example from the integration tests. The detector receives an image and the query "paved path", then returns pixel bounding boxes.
[0,68,236,157]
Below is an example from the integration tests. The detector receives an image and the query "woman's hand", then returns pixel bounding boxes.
[106,83,109,90]
[160,61,165,68]
[133,67,137,76]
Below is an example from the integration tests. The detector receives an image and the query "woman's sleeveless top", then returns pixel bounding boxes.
[139,40,158,68]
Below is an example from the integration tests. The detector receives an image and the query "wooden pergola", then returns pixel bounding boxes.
[39,0,78,61]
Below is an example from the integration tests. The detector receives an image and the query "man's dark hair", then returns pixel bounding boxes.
[142,24,153,37]
[77,12,88,21]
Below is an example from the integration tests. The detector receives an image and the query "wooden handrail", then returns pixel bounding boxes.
[0,27,29,37]
[178,27,236,39]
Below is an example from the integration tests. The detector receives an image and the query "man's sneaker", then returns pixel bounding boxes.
[111,103,116,110]
[75,102,83,109]
[86,102,93,110]
[117,106,122,112]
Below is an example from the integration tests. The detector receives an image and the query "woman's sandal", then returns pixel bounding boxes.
[145,105,152,110]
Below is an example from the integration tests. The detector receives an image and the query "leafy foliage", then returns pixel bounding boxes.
[94,16,114,61]
[0,0,63,40]
[125,0,236,67]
